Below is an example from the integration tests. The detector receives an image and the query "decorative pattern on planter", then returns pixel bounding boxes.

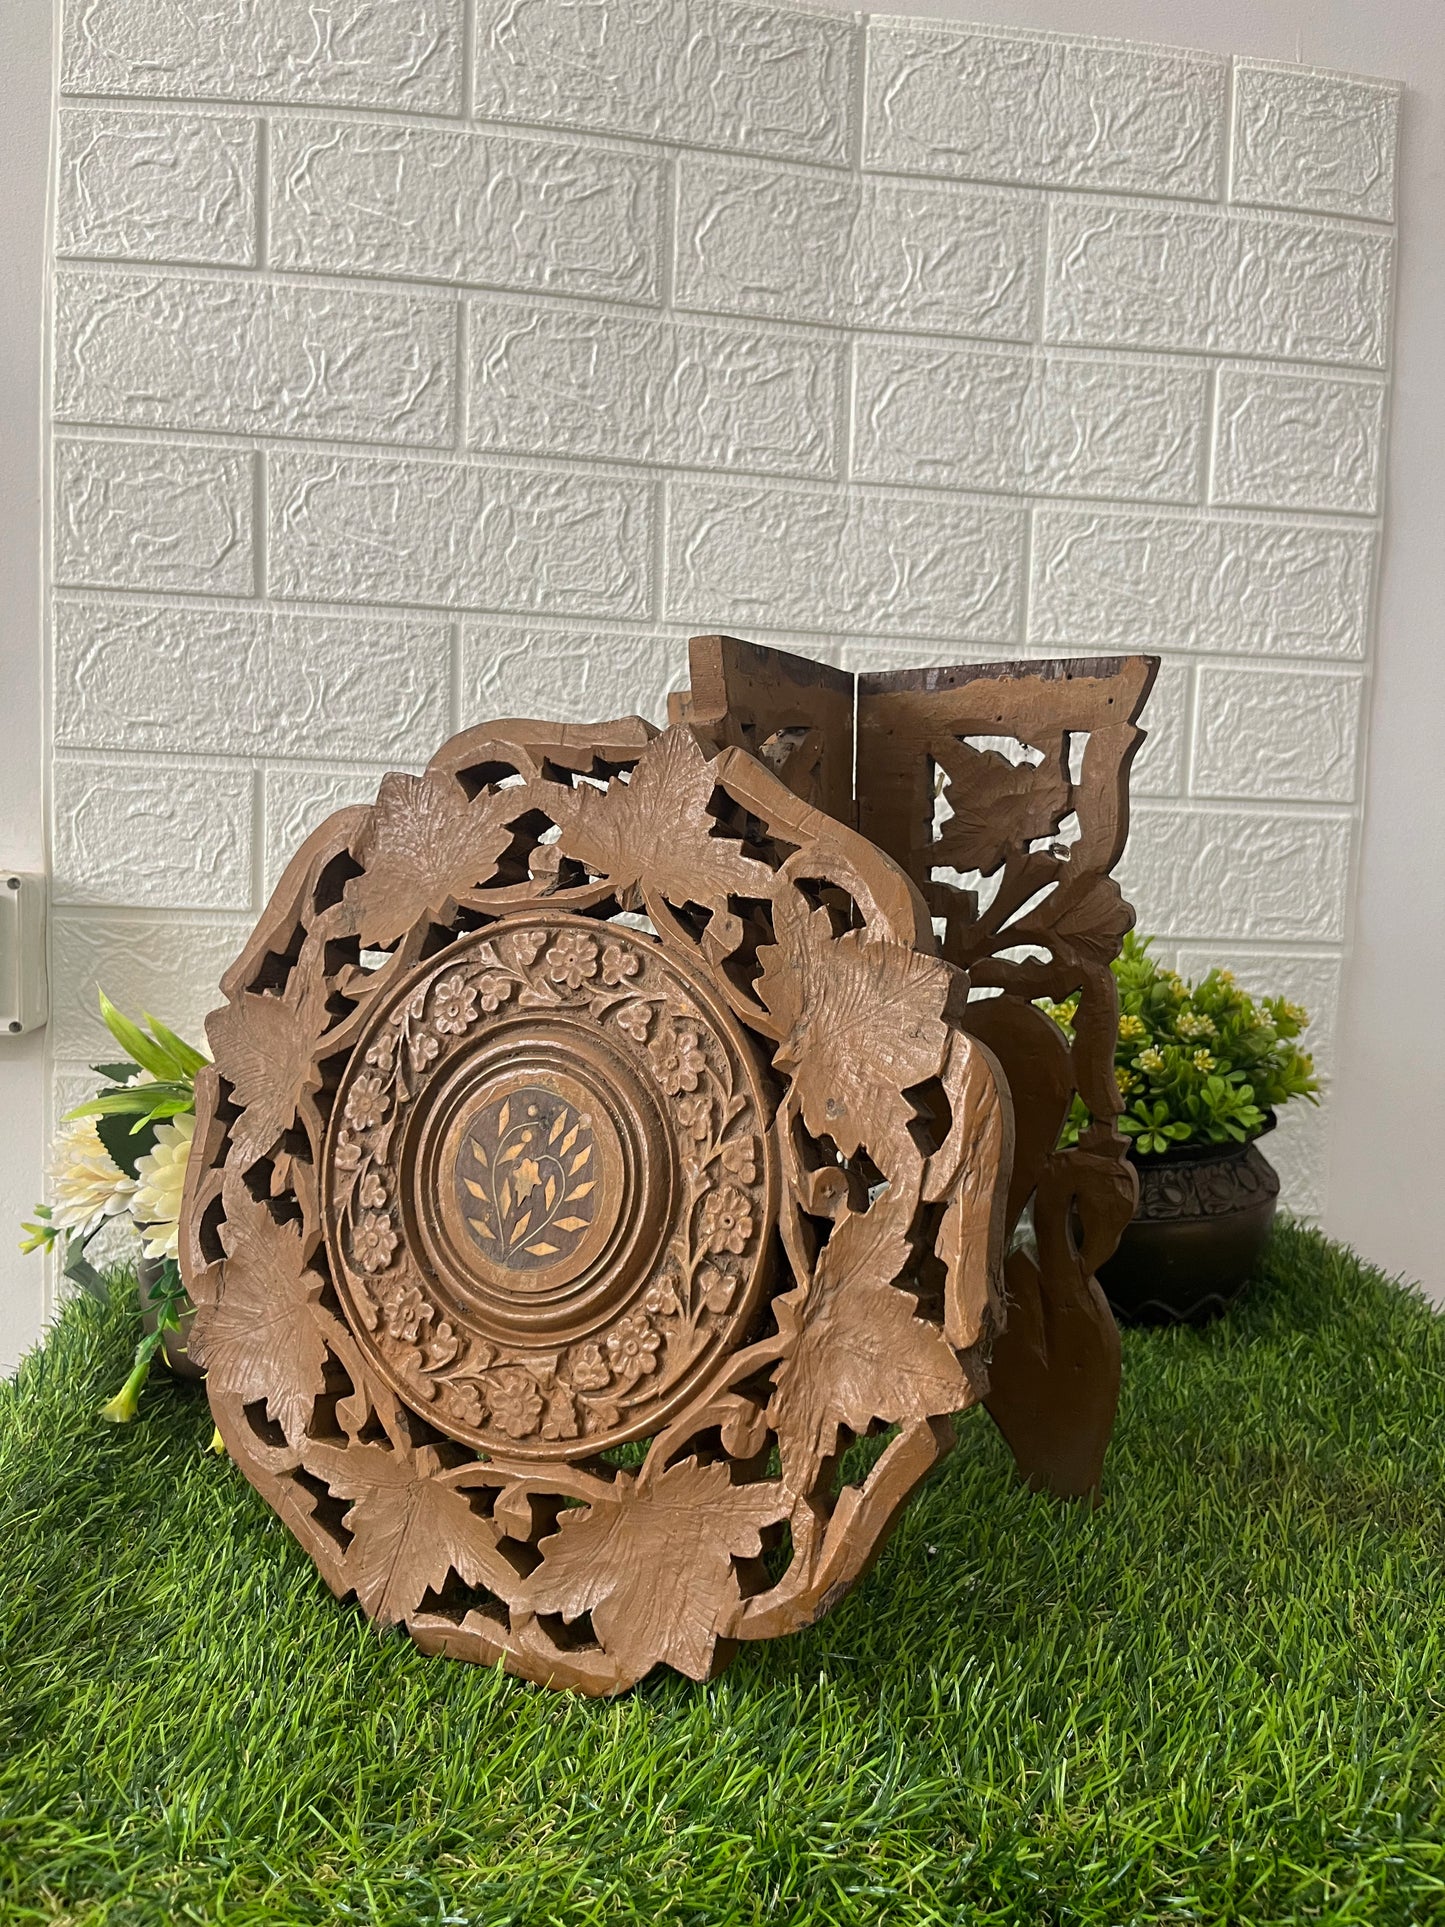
[1133,1143,1281,1222]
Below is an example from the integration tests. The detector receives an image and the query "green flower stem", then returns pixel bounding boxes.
[98,1326,164,1425]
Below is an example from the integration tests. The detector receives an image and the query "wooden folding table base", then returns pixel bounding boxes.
[181,635,1156,1694]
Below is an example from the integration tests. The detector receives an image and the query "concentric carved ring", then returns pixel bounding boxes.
[324,915,776,1458]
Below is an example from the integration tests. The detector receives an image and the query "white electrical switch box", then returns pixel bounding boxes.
[0,871,47,1035]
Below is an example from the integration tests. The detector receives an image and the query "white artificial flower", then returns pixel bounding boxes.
[132,1112,196,1261]
[47,1115,137,1240]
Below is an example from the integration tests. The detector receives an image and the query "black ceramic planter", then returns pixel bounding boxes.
[137,1256,204,1380]
[1098,1130,1280,1327]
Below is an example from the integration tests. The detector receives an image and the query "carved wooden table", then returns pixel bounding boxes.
[181,636,1156,1694]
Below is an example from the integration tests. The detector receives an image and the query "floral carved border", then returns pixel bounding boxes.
[325,915,774,1456]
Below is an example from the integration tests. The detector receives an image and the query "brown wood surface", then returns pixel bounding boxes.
[181,633,1154,1692]
[857,653,1157,1498]
[182,694,1012,1694]
[669,634,856,825]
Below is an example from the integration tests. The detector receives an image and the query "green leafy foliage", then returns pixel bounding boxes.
[63,994,204,1138]
[1041,932,1319,1154]
[3,1227,1445,1923]
[20,992,206,1421]
[93,1109,159,1179]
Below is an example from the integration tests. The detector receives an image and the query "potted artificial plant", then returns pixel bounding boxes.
[21,994,206,1417]
[1041,935,1319,1325]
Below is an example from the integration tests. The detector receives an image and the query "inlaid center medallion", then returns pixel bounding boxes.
[454,1084,598,1275]
[322,914,777,1460]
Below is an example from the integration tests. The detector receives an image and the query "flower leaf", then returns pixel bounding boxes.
[90,1060,141,1085]
[142,1013,208,1078]
[61,1238,110,1303]
[94,1109,158,1179]
[65,1080,192,1119]
[99,991,188,1082]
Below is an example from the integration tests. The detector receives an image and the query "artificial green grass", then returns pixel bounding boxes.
[2,1222,1444,1926]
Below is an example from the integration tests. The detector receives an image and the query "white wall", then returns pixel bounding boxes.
[6,0,1440,1362]
[0,0,51,1369]
[808,0,1443,1294]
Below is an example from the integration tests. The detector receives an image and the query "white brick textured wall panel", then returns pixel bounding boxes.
[1212,369,1385,514]
[55,270,457,449]
[852,343,1206,503]
[1192,666,1362,803]
[60,0,463,114]
[1232,63,1399,221]
[467,297,841,478]
[1119,804,1353,943]
[666,478,1025,638]
[263,763,404,897]
[1131,657,1190,797]
[56,108,257,267]
[1168,944,1342,1075]
[865,22,1226,198]
[1046,201,1392,369]
[54,437,254,596]
[675,156,1042,338]
[1261,1094,1330,1219]
[43,4,1400,1231]
[474,0,857,166]
[50,912,253,1060]
[52,758,254,910]
[270,120,664,305]
[1030,509,1374,660]
[54,599,451,762]
[268,452,654,617]
[462,621,687,727]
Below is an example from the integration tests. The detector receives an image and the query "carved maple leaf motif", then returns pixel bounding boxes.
[757,891,951,1162]
[1010,874,1133,967]
[187,1198,327,1442]
[207,948,332,1168]
[934,739,1070,878]
[768,1200,973,1493]
[307,1449,513,1625]
[344,770,515,948]
[523,1458,786,1682]
[554,729,771,922]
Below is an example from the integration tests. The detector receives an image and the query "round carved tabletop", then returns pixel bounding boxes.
[325,915,775,1457]
[181,718,1010,1694]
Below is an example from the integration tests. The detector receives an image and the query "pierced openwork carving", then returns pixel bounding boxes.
[182,702,1013,1694]
[857,656,1158,1497]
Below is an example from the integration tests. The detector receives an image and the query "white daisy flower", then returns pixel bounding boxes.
[47,1116,136,1240]
[132,1113,196,1261]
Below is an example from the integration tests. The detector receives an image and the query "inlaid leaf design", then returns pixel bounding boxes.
[769,1201,973,1492]
[344,771,514,947]
[934,739,1070,877]
[524,1458,786,1681]
[187,1199,326,1441]
[556,729,771,915]
[757,890,951,1161]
